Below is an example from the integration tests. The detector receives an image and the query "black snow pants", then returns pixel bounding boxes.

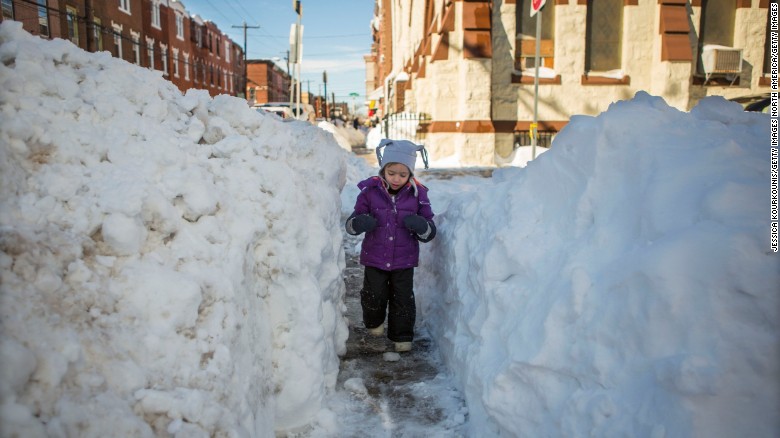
[361,266,416,342]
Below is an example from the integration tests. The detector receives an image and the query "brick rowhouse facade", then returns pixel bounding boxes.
[1,0,243,97]
[246,59,290,105]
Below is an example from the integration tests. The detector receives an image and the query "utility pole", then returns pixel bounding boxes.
[232,21,260,101]
[289,1,303,119]
[323,70,328,119]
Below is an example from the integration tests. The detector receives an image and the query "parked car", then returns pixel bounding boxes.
[253,102,314,121]
[254,104,293,119]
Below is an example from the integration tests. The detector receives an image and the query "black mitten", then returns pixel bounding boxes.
[403,215,429,234]
[351,214,377,234]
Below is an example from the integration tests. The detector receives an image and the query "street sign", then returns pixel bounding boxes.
[349,92,359,97]
[289,24,303,64]
[530,0,546,17]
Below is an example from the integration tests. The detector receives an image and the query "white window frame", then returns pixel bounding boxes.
[66,6,79,45]
[172,48,180,78]
[225,41,230,63]
[93,17,103,51]
[119,0,131,14]
[2,0,14,20]
[175,14,184,40]
[112,23,123,59]
[37,0,49,37]
[146,37,155,69]
[160,43,168,76]
[184,52,190,80]
[131,31,141,65]
[151,2,161,29]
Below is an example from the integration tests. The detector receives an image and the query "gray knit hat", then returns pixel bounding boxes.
[376,139,429,173]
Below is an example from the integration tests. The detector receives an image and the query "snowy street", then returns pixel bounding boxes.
[1,21,779,438]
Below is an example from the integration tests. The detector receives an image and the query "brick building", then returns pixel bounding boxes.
[1,0,243,97]
[246,59,291,105]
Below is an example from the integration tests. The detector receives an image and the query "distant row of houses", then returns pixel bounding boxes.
[1,0,351,119]
[365,0,774,166]
[1,0,245,97]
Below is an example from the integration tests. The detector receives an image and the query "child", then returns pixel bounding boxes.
[345,139,436,352]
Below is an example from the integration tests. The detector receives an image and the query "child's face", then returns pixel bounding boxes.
[384,163,411,190]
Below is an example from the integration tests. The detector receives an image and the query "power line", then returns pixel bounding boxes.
[232,21,261,98]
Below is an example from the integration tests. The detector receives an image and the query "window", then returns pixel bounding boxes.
[112,25,122,59]
[119,0,130,14]
[151,2,161,29]
[585,0,623,72]
[132,34,140,65]
[37,0,49,37]
[184,53,190,80]
[161,44,168,76]
[94,18,103,51]
[176,14,184,40]
[173,48,180,77]
[66,6,79,45]
[515,0,555,70]
[192,24,203,47]
[146,38,155,69]
[216,37,221,57]
[2,0,13,19]
[696,0,736,75]
[225,41,230,62]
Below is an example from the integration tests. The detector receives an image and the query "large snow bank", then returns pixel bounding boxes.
[418,92,779,437]
[0,22,348,436]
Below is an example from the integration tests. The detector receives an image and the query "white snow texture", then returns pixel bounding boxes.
[0,22,347,437]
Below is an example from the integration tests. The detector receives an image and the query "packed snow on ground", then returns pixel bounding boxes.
[416,92,779,437]
[0,22,349,437]
[2,20,778,438]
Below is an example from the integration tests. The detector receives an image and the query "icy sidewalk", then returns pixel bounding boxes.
[301,230,469,436]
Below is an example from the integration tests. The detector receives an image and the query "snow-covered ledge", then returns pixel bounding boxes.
[511,66,561,84]
[581,69,631,85]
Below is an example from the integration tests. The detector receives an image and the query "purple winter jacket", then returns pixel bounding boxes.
[350,176,435,271]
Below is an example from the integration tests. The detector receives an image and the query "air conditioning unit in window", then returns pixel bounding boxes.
[701,45,743,85]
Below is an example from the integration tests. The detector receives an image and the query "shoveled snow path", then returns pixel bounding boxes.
[312,228,469,437]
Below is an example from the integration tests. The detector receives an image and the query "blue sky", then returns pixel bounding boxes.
[181,0,375,106]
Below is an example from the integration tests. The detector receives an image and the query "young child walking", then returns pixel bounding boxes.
[345,139,436,353]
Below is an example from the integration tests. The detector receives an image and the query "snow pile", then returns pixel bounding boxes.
[418,92,779,437]
[317,121,366,152]
[507,145,548,167]
[0,22,348,436]
[365,126,383,149]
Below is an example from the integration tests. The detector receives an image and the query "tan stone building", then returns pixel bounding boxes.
[366,0,773,166]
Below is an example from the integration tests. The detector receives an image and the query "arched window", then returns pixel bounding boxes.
[585,0,623,72]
